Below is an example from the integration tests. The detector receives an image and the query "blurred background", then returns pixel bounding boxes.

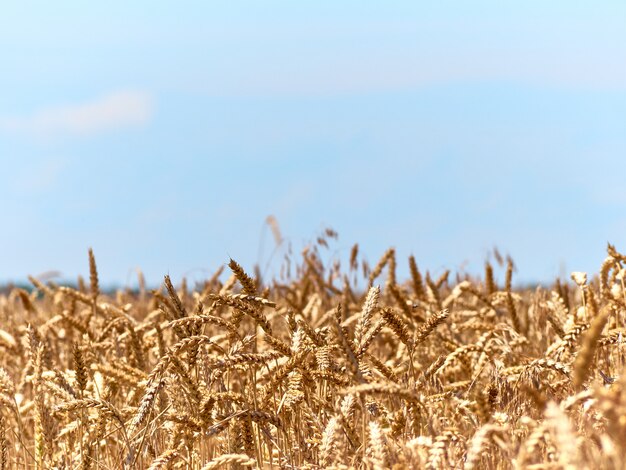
[1,1,625,287]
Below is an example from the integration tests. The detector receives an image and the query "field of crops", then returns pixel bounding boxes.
[1,238,625,469]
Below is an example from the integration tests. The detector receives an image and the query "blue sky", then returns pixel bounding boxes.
[1,1,625,286]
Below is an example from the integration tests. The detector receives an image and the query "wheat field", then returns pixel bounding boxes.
[1,236,625,469]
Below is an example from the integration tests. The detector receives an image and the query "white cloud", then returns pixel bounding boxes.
[0,90,154,137]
